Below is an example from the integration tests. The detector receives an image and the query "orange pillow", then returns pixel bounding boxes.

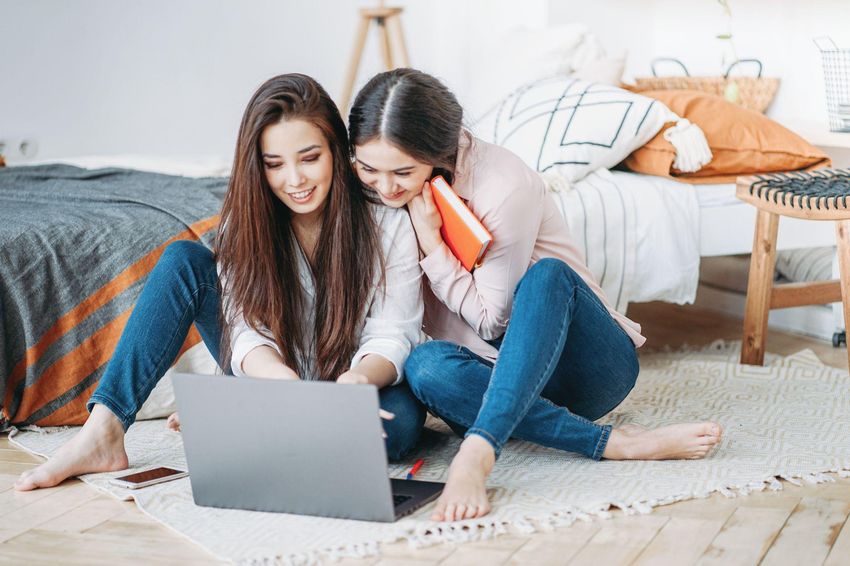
[623,90,831,184]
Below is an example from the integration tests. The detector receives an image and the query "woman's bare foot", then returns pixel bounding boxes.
[432,434,495,522]
[603,422,722,460]
[14,404,129,491]
[166,412,181,432]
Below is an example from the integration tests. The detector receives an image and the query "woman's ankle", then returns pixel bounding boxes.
[87,404,127,438]
[601,428,636,460]
[458,434,497,471]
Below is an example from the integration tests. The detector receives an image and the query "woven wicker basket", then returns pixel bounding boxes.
[632,58,780,113]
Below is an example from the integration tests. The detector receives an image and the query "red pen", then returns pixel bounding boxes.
[406,458,425,480]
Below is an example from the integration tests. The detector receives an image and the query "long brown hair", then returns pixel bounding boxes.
[348,68,463,183]
[216,74,382,380]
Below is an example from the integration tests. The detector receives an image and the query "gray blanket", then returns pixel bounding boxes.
[0,164,226,427]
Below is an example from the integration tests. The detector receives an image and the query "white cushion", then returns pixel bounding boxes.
[472,76,676,183]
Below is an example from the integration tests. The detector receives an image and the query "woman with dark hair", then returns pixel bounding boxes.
[349,68,722,522]
[16,73,425,491]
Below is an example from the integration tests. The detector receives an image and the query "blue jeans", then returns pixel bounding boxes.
[88,240,425,461]
[405,258,639,460]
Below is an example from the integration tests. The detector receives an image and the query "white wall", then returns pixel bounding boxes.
[2,0,847,162]
[1,0,368,160]
[549,0,850,135]
[0,0,544,162]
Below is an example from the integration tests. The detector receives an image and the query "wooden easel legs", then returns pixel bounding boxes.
[387,14,409,68]
[338,8,410,116]
[339,16,371,117]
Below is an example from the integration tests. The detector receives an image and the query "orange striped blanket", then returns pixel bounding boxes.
[0,165,225,427]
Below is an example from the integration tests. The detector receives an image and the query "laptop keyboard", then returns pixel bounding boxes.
[393,494,413,507]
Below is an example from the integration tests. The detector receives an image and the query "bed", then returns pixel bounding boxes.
[0,158,227,429]
[0,151,837,430]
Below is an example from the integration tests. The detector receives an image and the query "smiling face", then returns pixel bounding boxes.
[260,118,333,221]
[354,137,434,208]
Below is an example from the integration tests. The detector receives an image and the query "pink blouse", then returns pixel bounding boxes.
[420,131,646,361]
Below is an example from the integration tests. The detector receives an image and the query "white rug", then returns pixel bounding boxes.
[11,342,850,565]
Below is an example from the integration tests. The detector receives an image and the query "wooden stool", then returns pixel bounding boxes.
[738,169,850,367]
[338,2,409,116]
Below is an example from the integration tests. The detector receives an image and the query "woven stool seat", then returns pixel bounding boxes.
[736,169,850,368]
[737,169,850,219]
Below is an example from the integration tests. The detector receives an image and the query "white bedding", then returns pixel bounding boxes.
[549,169,701,311]
[694,181,739,207]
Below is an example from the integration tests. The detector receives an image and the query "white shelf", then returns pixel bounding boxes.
[783,119,850,149]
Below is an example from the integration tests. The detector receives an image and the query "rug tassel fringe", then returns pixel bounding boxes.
[303,468,850,564]
[180,465,850,564]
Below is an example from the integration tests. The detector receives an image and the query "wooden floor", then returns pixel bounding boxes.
[2,301,849,565]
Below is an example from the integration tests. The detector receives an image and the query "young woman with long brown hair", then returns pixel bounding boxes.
[348,68,723,522]
[16,74,425,492]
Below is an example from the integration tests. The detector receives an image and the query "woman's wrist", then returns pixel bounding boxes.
[348,354,397,388]
[407,185,444,257]
[418,229,444,257]
[241,345,299,380]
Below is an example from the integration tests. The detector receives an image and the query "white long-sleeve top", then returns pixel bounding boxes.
[226,204,423,383]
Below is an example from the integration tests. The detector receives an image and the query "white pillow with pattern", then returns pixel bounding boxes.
[472,76,708,183]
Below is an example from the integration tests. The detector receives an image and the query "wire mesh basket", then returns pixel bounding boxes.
[816,37,850,133]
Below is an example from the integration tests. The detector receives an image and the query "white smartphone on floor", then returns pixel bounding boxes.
[109,466,188,489]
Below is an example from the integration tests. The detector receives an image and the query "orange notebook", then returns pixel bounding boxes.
[429,176,493,271]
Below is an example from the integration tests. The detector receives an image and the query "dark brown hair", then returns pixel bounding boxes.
[216,73,382,380]
[348,68,464,182]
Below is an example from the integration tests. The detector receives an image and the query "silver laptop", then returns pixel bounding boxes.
[172,373,443,522]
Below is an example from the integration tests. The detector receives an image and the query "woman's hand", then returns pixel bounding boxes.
[336,370,370,385]
[407,181,444,256]
[337,370,395,436]
[166,412,181,432]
